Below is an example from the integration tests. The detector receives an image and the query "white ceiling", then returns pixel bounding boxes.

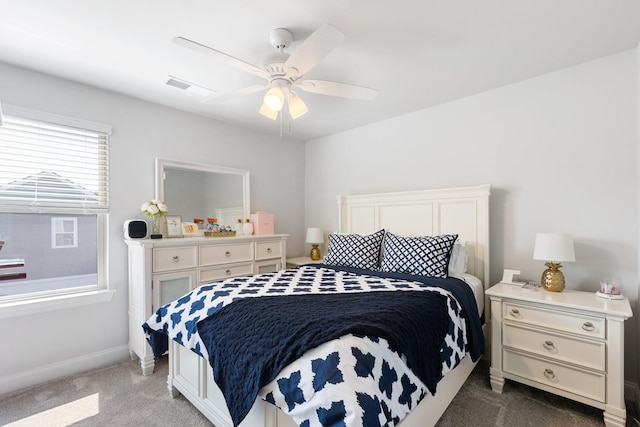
[1,1,639,142]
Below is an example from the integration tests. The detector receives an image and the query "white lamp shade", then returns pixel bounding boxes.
[306,228,324,244]
[258,103,278,120]
[288,93,308,119]
[533,233,576,262]
[263,87,284,111]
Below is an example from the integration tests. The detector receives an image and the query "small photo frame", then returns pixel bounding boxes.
[181,222,198,237]
[165,215,182,238]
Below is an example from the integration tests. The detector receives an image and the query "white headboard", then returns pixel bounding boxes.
[337,185,491,289]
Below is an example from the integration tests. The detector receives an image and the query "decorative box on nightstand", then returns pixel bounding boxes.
[286,257,323,268]
[486,282,633,427]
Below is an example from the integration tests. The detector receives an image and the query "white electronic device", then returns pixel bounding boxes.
[123,219,148,239]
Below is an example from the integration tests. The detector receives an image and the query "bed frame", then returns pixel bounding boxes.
[166,184,491,427]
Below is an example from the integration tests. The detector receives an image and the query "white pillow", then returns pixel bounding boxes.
[448,241,468,278]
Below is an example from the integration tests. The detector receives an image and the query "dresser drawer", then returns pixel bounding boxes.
[199,262,254,283]
[255,240,282,260]
[503,302,605,339]
[503,349,605,403]
[503,323,605,371]
[199,243,253,266]
[153,247,197,272]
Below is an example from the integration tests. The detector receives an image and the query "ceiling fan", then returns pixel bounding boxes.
[172,24,378,121]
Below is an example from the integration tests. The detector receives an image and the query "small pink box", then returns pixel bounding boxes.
[250,212,274,235]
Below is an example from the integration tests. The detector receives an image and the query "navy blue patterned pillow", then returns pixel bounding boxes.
[380,233,458,277]
[324,229,385,270]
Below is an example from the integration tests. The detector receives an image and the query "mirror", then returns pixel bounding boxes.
[155,158,250,228]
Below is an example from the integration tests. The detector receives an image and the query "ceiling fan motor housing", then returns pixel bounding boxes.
[269,28,293,50]
[261,51,291,78]
[264,28,296,79]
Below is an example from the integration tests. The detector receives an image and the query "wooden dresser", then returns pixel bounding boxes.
[486,282,632,427]
[125,234,287,375]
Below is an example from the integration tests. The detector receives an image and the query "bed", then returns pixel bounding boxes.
[144,184,491,427]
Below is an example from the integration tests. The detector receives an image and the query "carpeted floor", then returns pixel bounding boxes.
[0,356,211,427]
[436,360,638,427]
[0,357,637,426]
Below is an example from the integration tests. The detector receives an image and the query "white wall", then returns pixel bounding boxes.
[0,62,306,392]
[305,50,638,382]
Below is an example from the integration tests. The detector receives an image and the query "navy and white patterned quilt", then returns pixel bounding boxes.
[143,265,484,427]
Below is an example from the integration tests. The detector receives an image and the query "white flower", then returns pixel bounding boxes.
[141,199,168,218]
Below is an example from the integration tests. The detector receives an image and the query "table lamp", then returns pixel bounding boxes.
[306,228,324,261]
[533,233,575,292]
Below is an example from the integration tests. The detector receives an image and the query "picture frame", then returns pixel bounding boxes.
[181,222,199,237]
[165,215,182,238]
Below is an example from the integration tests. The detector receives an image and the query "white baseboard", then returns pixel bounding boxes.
[0,345,130,395]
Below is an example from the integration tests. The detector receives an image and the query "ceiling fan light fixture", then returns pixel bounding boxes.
[288,93,308,119]
[259,103,278,120]
[263,86,285,111]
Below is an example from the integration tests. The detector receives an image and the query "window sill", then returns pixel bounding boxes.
[0,289,115,320]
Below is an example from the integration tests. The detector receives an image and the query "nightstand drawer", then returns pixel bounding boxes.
[199,262,254,283]
[503,349,605,403]
[153,247,197,272]
[199,243,254,266]
[255,240,282,260]
[503,302,605,339]
[503,324,605,370]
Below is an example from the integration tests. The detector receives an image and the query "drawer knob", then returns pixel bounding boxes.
[225,251,231,257]
[582,321,595,332]
[543,340,555,351]
[509,308,521,318]
[543,368,556,380]
[225,269,231,275]
[172,255,180,263]
[267,247,272,253]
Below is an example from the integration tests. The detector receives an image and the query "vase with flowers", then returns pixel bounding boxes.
[141,199,169,239]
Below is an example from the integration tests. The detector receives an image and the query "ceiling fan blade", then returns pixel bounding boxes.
[296,79,378,101]
[173,36,268,80]
[201,84,268,103]
[284,24,345,77]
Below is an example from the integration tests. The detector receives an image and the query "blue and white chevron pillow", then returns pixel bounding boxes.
[323,229,385,270]
[380,233,458,277]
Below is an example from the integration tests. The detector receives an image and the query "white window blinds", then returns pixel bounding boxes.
[0,107,110,213]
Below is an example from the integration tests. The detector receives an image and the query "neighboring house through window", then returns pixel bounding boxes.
[0,105,110,302]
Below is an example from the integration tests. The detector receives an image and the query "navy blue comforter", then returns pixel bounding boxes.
[197,265,484,426]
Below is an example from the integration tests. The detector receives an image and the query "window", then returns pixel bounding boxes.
[52,217,78,248]
[0,105,110,302]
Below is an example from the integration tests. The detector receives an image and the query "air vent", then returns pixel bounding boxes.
[166,78,190,90]
[165,76,215,97]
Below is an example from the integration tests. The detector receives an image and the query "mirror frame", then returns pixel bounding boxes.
[155,158,250,221]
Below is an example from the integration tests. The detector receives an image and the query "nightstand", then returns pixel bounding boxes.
[486,282,632,427]
[286,256,322,268]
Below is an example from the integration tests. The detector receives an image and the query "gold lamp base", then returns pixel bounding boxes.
[310,244,321,261]
[541,262,565,292]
